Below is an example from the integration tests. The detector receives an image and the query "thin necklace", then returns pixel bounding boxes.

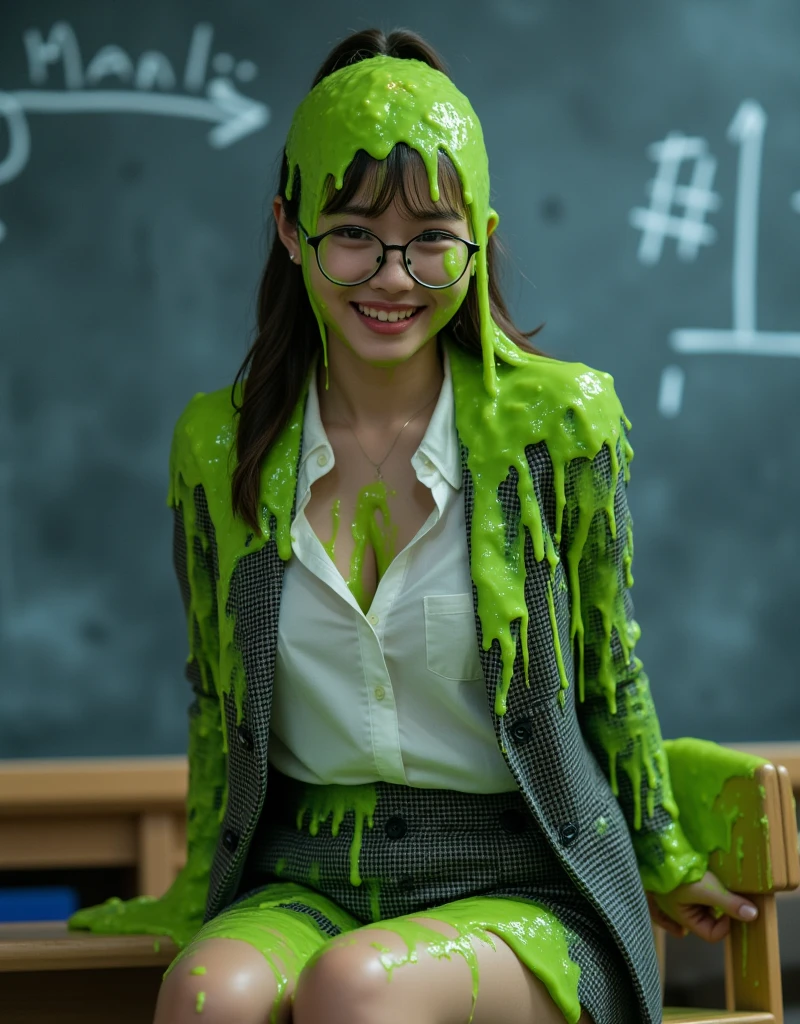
[342,389,440,481]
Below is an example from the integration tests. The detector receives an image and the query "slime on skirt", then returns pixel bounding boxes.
[167,769,638,1024]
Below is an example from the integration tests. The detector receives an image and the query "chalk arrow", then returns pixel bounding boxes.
[205,78,269,147]
[0,79,269,188]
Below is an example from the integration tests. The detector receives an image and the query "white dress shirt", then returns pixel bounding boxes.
[268,347,519,793]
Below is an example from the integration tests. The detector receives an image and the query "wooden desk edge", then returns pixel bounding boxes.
[0,757,188,812]
[0,921,179,972]
[0,746,795,811]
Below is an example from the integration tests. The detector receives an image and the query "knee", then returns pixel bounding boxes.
[292,938,390,1024]
[153,937,288,1024]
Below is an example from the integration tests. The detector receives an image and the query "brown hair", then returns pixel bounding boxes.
[231,27,547,532]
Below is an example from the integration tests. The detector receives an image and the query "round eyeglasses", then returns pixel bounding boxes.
[298,221,480,289]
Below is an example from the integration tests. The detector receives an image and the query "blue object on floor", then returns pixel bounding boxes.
[0,886,80,922]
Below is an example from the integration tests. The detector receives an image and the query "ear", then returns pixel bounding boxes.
[487,207,500,238]
[273,196,301,261]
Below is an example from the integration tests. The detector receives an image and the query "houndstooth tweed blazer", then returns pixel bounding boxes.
[175,389,683,1024]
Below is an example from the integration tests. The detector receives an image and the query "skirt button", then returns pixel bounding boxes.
[384,816,408,840]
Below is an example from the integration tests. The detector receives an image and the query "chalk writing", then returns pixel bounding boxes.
[630,101,800,417]
[0,22,270,242]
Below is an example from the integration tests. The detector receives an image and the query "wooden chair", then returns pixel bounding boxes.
[0,745,797,1024]
[657,741,800,1024]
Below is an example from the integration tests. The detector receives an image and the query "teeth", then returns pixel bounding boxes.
[357,304,417,322]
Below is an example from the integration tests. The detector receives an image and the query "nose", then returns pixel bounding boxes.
[368,249,416,293]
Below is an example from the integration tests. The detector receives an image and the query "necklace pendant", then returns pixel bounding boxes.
[375,467,383,481]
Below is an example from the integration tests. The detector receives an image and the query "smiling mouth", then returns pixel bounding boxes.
[351,302,424,323]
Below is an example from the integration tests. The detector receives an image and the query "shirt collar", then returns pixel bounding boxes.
[415,345,462,490]
[298,344,463,493]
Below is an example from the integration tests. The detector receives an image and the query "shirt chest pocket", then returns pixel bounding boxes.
[423,594,484,682]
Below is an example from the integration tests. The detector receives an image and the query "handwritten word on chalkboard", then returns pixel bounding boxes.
[0,21,270,242]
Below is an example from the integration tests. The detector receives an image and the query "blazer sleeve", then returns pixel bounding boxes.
[565,432,708,895]
[168,465,228,911]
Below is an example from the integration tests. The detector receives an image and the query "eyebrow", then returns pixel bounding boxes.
[332,201,464,221]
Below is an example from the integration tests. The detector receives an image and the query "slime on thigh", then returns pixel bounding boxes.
[360,896,584,1024]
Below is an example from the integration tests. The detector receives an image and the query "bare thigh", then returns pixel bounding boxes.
[292,915,594,1024]
[152,935,294,1024]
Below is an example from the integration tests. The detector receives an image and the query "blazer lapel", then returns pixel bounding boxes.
[226,391,309,791]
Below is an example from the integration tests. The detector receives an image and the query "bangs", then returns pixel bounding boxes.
[321,142,467,221]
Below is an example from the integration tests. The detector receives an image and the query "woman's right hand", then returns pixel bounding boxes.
[646,870,758,943]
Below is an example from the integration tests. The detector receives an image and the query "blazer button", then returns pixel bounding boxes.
[559,822,579,847]
[384,816,408,840]
[499,809,528,834]
[509,718,533,744]
[236,724,254,752]
[222,828,239,853]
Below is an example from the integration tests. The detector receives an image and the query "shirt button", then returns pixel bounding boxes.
[374,686,386,701]
[317,453,328,467]
[368,613,379,626]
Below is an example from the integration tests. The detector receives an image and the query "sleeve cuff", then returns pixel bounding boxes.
[632,820,709,894]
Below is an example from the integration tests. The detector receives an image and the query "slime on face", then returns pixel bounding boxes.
[442,245,466,281]
[284,54,537,395]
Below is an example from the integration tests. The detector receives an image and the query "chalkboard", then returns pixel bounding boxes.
[1,1,798,758]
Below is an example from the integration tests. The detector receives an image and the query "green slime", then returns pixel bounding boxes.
[66,52,725,1015]
[294,781,378,887]
[68,334,712,1009]
[663,737,772,907]
[319,482,399,612]
[286,783,581,1023]
[345,480,397,612]
[164,845,583,1024]
[283,54,533,395]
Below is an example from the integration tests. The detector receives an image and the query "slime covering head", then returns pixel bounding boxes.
[285,54,531,395]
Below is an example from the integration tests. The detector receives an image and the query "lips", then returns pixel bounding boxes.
[350,302,425,335]
[351,302,423,323]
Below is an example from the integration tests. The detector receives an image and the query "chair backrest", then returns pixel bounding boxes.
[659,739,800,1020]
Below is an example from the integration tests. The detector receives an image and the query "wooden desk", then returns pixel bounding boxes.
[0,757,188,899]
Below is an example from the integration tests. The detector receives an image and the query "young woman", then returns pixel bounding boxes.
[70,27,758,1024]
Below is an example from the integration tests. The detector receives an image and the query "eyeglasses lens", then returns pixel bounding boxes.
[317,230,469,287]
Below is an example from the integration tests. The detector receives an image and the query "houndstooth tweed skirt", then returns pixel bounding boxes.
[225,766,639,1024]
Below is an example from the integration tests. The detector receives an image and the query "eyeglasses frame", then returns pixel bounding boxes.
[297,220,481,290]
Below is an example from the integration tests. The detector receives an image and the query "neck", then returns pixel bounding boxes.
[317,332,445,431]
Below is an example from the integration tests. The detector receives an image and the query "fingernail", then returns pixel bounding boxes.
[740,905,757,920]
